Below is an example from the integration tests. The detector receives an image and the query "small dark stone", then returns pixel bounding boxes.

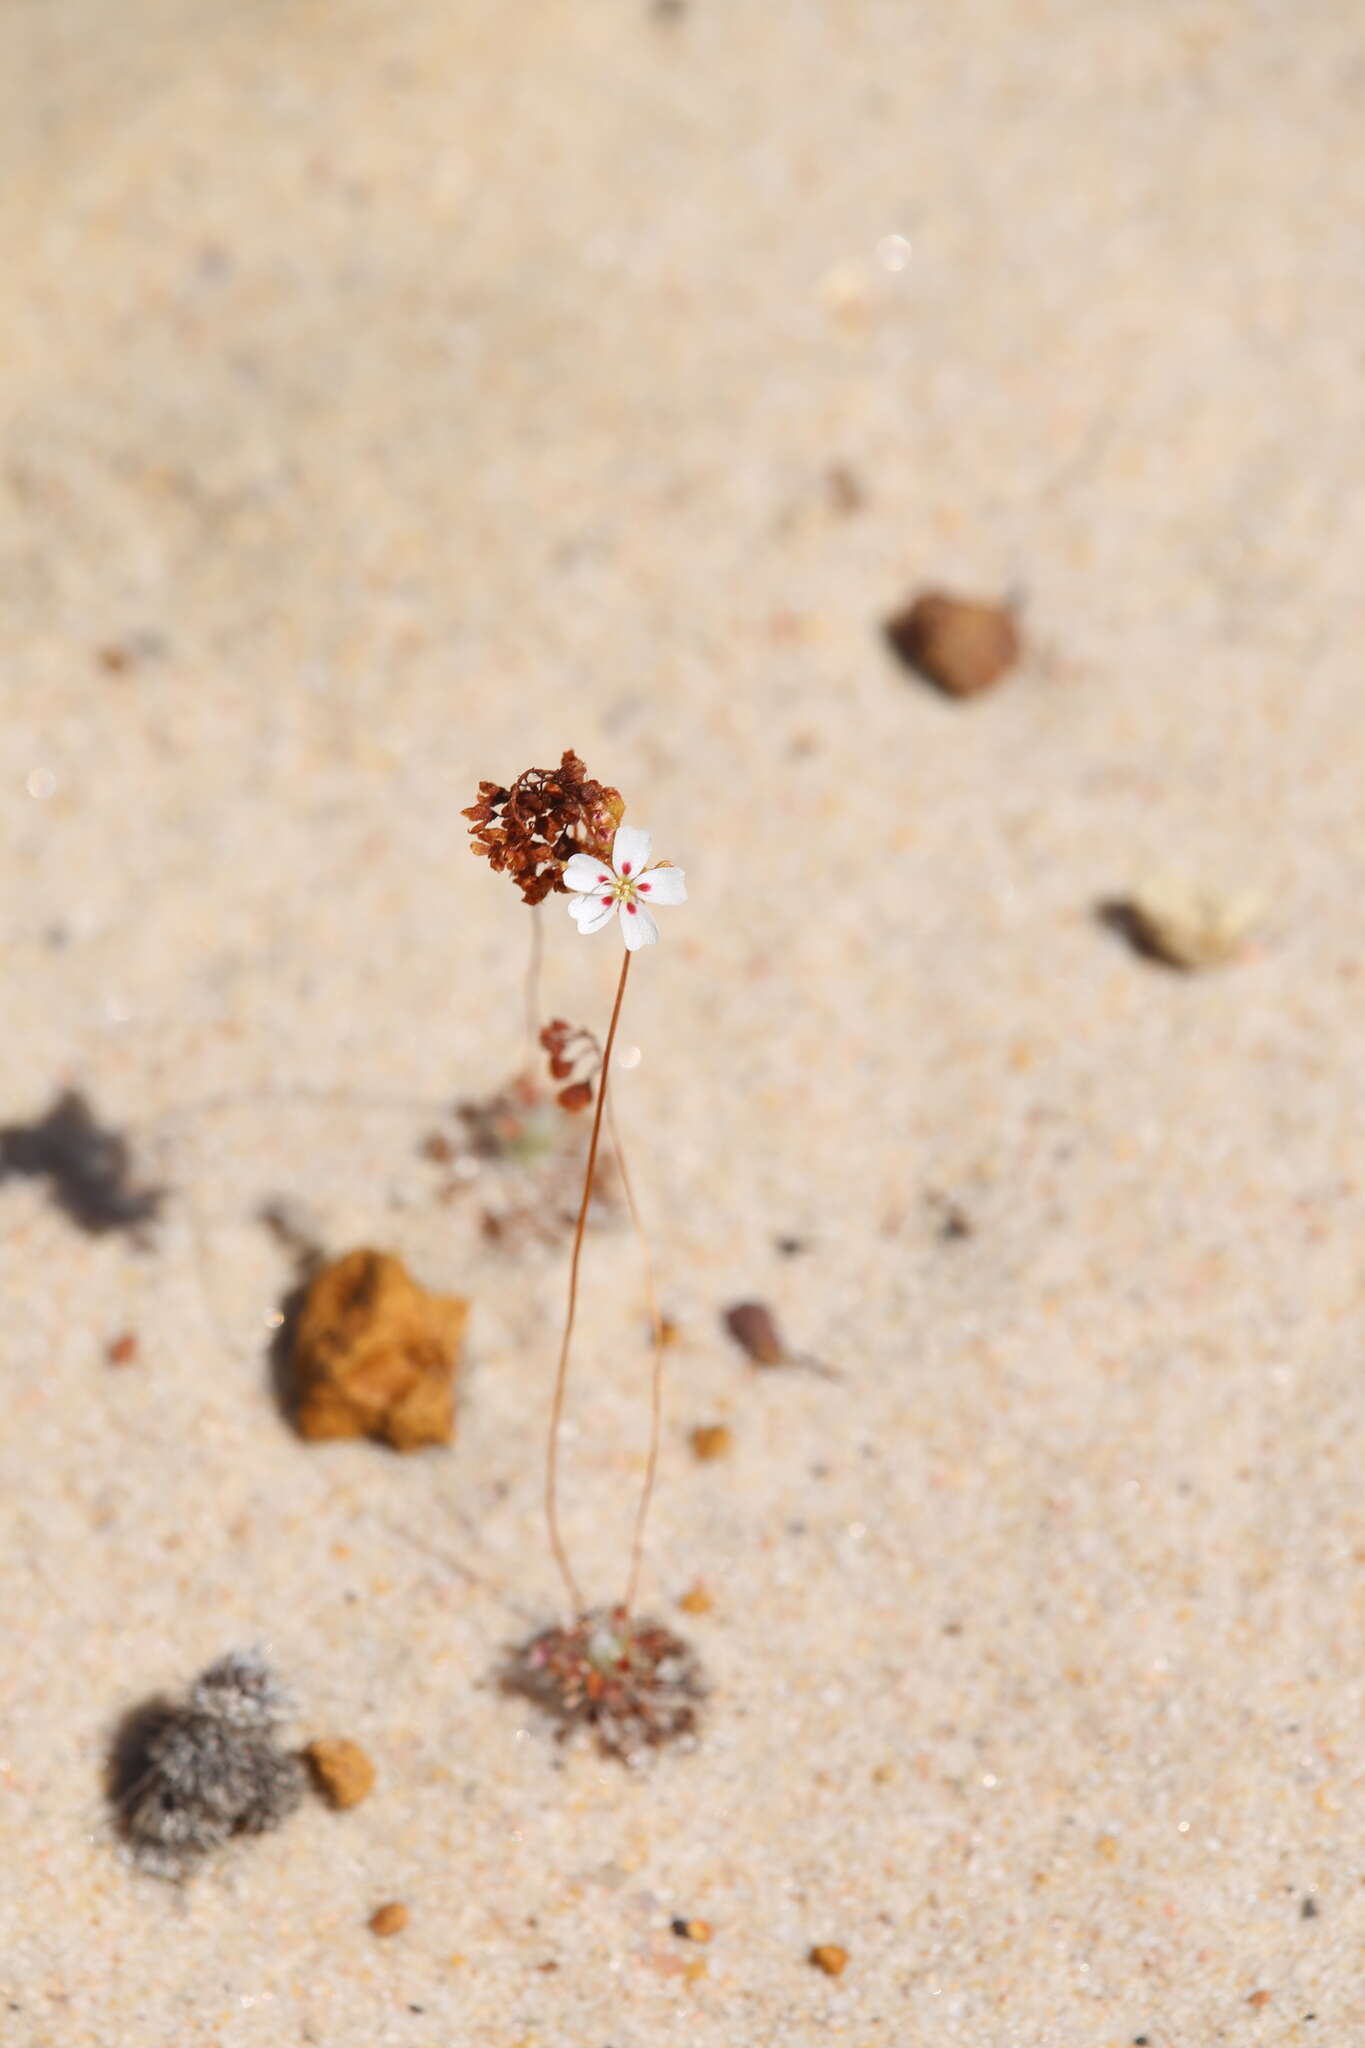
[1301,1896,1319,1919]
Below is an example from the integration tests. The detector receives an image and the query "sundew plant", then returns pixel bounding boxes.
[465,754,702,1761]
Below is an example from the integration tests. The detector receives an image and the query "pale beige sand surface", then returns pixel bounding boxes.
[1,3,1363,2043]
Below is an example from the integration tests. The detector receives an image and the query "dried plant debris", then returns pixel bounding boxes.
[884,589,1020,698]
[423,1078,618,1246]
[540,1017,603,1114]
[463,750,624,906]
[0,1089,163,1235]
[304,1736,376,1810]
[289,1249,468,1451]
[504,1607,705,1765]
[1108,875,1264,970]
[109,1650,305,1879]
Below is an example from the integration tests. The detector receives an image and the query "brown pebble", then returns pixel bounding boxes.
[369,1901,408,1937]
[290,1249,468,1451]
[724,1301,784,1367]
[304,1737,376,1810]
[810,1943,849,1977]
[689,1423,732,1462]
[105,1331,139,1366]
[884,589,1019,697]
[1247,1989,1271,2009]
[678,1582,714,1616]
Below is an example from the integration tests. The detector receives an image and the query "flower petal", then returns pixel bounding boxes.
[610,824,652,880]
[562,851,613,895]
[619,897,659,950]
[568,892,614,935]
[637,864,686,906]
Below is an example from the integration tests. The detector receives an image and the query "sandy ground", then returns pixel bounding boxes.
[1,3,1363,2043]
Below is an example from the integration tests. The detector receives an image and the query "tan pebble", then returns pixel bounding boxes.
[684,1957,708,1984]
[689,1424,732,1461]
[810,1943,849,1977]
[369,1901,408,1937]
[1096,1833,1119,1860]
[106,1331,139,1365]
[290,1248,467,1450]
[678,1582,714,1616]
[305,1737,376,1809]
[1123,875,1263,970]
[1247,1989,1271,2009]
[884,589,1019,697]
[683,1919,712,1943]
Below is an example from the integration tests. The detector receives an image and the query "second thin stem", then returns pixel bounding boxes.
[544,948,632,1617]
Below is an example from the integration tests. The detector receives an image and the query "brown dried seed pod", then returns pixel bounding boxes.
[464,751,624,905]
[724,1301,785,1366]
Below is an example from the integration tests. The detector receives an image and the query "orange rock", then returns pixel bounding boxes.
[369,1901,408,1937]
[304,1736,376,1810]
[809,1943,849,1977]
[291,1250,467,1451]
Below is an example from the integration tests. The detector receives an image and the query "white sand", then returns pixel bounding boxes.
[1,3,1362,2041]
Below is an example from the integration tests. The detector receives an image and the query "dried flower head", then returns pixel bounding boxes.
[503,1606,705,1765]
[109,1649,305,1879]
[464,751,625,907]
[540,1018,602,1114]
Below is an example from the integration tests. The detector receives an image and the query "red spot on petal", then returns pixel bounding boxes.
[598,874,609,885]
[620,862,632,876]
[626,902,637,914]
[638,881,651,893]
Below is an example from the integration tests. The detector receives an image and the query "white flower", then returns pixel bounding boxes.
[562,825,687,951]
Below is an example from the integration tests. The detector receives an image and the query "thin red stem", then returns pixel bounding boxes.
[544,947,632,1616]
[609,1094,666,1617]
